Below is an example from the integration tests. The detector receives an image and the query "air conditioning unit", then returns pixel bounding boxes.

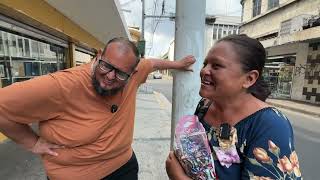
[303,15,320,29]
[291,14,312,32]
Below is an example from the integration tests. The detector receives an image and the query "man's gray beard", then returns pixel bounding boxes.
[92,75,123,96]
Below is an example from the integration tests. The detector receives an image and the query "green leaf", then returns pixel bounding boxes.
[248,158,262,167]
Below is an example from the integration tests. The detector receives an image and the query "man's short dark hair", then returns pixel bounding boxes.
[102,37,140,66]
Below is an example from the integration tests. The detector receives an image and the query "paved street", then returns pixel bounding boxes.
[147,78,320,180]
[147,78,173,102]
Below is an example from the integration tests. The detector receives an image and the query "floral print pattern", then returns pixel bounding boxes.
[198,107,302,180]
[248,140,302,180]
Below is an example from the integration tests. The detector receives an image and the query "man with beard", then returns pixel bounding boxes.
[0,37,195,180]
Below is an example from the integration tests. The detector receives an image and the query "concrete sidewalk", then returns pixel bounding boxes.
[266,98,320,117]
[133,93,171,180]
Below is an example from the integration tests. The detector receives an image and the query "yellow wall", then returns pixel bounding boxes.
[0,0,104,50]
[129,28,140,43]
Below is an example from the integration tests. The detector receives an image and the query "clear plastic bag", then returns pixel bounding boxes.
[174,115,216,180]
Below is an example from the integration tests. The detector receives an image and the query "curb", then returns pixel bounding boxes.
[162,75,173,80]
[153,91,172,113]
[267,102,320,117]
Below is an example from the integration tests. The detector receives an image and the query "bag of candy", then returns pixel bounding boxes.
[174,115,216,180]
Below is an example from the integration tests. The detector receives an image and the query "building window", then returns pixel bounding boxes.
[212,25,218,40]
[253,0,261,17]
[280,19,291,36]
[0,30,66,86]
[9,34,17,57]
[24,39,30,57]
[17,36,24,57]
[268,0,279,10]
[233,29,237,34]
[218,28,222,39]
[31,40,39,59]
[0,32,4,56]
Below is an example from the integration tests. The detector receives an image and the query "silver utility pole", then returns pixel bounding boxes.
[138,0,146,58]
[171,0,206,149]
[141,0,145,41]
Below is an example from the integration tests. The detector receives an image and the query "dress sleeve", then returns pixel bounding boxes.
[241,108,302,180]
[0,74,63,124]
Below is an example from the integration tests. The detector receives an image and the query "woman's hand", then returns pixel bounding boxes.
[166,151,192,180]
[31,137,65,156]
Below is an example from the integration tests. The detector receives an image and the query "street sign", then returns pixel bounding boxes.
[137,40,145,58]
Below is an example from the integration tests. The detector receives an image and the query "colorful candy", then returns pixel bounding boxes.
[174,115,216,180]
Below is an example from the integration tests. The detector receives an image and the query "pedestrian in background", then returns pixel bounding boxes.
[0,37,195,180]
[166,34,302,180]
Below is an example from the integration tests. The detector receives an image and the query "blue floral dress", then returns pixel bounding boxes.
[197,105,302,180]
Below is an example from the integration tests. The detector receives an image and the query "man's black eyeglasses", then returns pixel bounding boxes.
[98,59,131,81]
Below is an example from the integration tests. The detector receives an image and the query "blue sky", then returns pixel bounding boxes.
[120,0,242,57]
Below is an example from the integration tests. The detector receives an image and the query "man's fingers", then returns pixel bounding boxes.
[49,144,65,149]
[46,149,58,156]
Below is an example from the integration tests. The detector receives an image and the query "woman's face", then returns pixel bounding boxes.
[199,41,248,100]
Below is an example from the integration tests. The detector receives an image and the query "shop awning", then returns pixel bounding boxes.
[45,0,130,45]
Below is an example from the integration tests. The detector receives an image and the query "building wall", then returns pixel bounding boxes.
[266,43,299,56]
[243,0,297,23]
[291,43,309,102]
[205,25,214,54]
[75,51,92,66]
[241,0,320,104]
[241,0,319,38]
[302,43,320,104]
[242,0,253,22]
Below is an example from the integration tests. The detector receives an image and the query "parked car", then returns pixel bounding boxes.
[153,72,162,79]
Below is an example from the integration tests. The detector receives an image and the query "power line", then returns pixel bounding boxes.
[147,0,166,56]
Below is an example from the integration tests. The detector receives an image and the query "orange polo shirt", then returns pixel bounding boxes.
[0,59,153,180]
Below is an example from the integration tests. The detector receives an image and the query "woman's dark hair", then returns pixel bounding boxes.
[217,34,271,101]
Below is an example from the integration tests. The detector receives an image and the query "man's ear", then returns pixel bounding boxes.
[94,49,103,62]
[243,70,259,89]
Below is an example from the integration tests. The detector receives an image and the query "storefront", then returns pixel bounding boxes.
[0,29,67,87]
[263,55,296,99]
[0,14,96,87]
[0,12,72,87]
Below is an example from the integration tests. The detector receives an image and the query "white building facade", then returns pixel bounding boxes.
[163,15,241,62]
[205,15,241,54]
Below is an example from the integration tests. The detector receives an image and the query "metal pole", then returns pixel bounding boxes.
[141,0,145,41]
[138,0,146,58]
[170,0,206,149]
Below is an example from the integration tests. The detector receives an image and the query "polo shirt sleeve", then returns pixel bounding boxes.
[0,74,63,124]
[133,59,153,84]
